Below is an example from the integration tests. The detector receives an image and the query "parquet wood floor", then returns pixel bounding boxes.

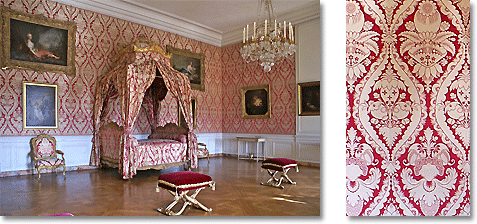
[0,157,319,216]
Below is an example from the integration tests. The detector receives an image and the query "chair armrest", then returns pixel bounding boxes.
[198,143,206,147]
[56,150,65,160]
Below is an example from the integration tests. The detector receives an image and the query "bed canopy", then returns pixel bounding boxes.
[90,37,197,179]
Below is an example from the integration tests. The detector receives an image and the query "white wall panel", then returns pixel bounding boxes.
[0,135,93,172]
[0,132,320,173]
[196,133,222,155]
[295,17,321,164]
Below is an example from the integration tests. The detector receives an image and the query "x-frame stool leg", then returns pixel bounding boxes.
[157,187,212,216]
[261,167,298,189]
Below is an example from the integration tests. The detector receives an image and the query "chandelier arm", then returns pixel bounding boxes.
[241,0,296,72]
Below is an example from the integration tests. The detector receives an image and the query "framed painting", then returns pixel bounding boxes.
[1,6,77,76]
[241,84,271,119]
[298,81,320,116]
[22,82,58,129]
[167,45,205,91]
[178,97,197,129]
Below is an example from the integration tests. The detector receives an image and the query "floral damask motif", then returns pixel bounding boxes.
[346,1,380,85]
[37,138,55,157]
[402,128,456,216]
[347,0,469,216]
[368,67,412,147]
[346,127,381,216]
[444,64,470,147]
[400,0,456,91]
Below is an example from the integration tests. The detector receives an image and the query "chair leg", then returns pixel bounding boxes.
[37,168,41,179]
[158,187,212,216]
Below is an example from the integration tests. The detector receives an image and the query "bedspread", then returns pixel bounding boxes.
[134,139,187,168]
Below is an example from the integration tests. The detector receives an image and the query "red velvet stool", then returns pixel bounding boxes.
[260,158,299,189]
[156,171,215,216]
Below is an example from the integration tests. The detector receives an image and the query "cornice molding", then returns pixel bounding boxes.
[52,0,319,47]
[52,0,223,46]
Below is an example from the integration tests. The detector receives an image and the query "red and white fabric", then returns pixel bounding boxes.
[134,140,187,168]
[99,123,123,161]
[90,40,198,179]
[36,158,65,167]
[149,132,187,143]
[35,138,56,158]
[346,0,470,216]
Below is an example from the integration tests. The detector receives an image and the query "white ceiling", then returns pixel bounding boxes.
[127,0,316,33]
[53,0,320,46]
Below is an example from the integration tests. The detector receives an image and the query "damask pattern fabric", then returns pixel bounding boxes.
[221,43,296,135]
[0,0,223,138]
[37,158,65,167]
[36,138,55,157]
[90,43,198,179]
[99,124,123,161]
[346,0,470,216]
[133,141,187,169]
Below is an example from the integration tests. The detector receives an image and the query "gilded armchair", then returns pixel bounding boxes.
[30,134,66,179]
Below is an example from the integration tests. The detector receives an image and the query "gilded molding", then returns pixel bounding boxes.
[114,37,171,61]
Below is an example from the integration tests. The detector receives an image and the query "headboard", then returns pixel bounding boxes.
[148,123,188,143]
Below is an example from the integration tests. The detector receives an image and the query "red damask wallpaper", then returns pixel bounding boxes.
[0,0,223,136]
[346,0,470,216]
[221,43,296,135]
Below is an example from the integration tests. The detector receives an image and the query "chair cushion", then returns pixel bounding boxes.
[262,158,297,171]
[36,138,55,157]
[158,171,213,193]
[37,158,65,167]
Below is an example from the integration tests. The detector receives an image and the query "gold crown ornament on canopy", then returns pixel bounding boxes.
[240,0,297,72]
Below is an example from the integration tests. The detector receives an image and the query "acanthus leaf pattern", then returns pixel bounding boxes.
[346,0,469,216]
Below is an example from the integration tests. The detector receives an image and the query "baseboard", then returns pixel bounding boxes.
[0,165,98,178]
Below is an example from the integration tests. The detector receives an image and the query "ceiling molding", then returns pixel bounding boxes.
[52,0,318,47]
[52,0,223,46]
[221,1,320,46]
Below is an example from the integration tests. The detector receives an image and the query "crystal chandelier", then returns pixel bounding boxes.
[240,0,297,72]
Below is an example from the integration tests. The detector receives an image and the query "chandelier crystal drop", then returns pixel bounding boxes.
[240,0,296,72]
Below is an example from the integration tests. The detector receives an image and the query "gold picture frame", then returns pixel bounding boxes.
[298,81,320,116]
[241,84,271,119]
[1,6,77,76]
[22,82,58,129]
[167,45,205,91]
[178,97,197,129]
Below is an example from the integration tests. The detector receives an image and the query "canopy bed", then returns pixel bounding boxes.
[90,37,198,179]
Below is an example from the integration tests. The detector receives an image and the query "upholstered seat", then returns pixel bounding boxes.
[156,171,215,216]
[30,134,66,179]
[260,158,298,189]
